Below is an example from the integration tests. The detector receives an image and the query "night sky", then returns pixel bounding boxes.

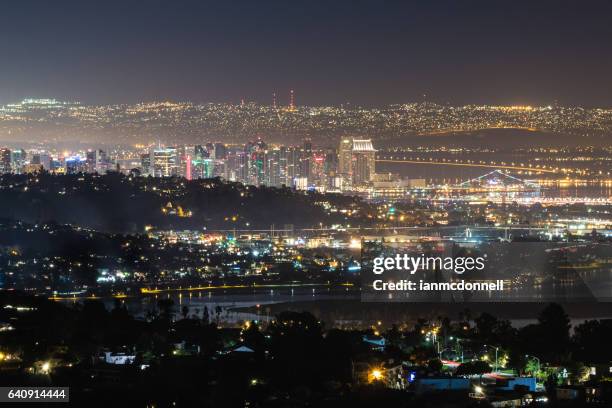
[1,0,611,107]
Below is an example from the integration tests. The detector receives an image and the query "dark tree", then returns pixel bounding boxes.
[427,358,443,373]
[456,360,492,383]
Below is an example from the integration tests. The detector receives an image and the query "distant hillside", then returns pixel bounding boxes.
[1,102,611,146]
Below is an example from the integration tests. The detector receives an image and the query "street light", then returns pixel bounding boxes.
[424,331,440,356]
[449,337,464,363]
[370,368,384,383]
[457,338,464,363]
[470,385,486,400]
[484,344,499,372]
[429,328,441,356]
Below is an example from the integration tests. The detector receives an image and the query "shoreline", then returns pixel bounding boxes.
[232,299,612,325]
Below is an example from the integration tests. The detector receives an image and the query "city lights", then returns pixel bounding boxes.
[0,1,611,406]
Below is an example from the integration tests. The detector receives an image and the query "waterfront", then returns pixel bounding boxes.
[51,285,612,329]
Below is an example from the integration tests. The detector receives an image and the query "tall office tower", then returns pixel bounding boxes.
[324,150,338,176]
[10,149,26,173]
[86,149,109,174]
[338,138,353,176]
[351,139,376,185]
[225,150,247,183]
[250,150,265,185]
[191,145,206,178]
[212,160,226,178]
[204,159,216,178]
[329,175,343,191]
[173,146,186,177]
[193,160,208,179]
[191,160,203,179]
[65,156,87,174]
[140,153,151,175]
[285,146,301,185]
[194,145,207,160]
[185,155,192,180]
[182,146,196,161]
[213,143,227,160]
[310,153,326,185]
[237,151,248,183]
[85,151,95,173]
[50,159,62,172]
[32,153,52,171]
[0,148,12,174]
[151,147,178,177]
[181,146,196,179]
[278,146,288,186]
[294,177,308,190]
[299,138,312,182]
[245,139,266,185]
[99,150,110,173]
[246,138,267,153]
[264,148,282,187]
[205,143,215,158]
[337,138,377,187]
[224,151,237,181]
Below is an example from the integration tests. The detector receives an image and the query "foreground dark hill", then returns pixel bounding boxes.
[0,173,370,233]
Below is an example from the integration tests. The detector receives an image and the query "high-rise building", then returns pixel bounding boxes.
[245,139,266,185]
[0,148,11,174]
[324,150,338,177]
[278,146,289,186]
[310,153,326,185]
[337,138,376,187]
[351,139,376,185]
[140,153,151,176]
[194,145,207,160]
[85,151,96,173]
[205,143,215,158]
[264,148,282,187]
[181,146,196,179]
[225,150,248,182]
[285,146,301,184]
[86,149,109,174]
[151,147,179,177]
[300,138,312,182]
[10,149,26,173]
[212,160,226,178]
[22,163,43,174]
[294,177,308,190]
[213,143,227,160]
[338,139,353,176]
[32,153,52,171]
[65,156,87,174]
